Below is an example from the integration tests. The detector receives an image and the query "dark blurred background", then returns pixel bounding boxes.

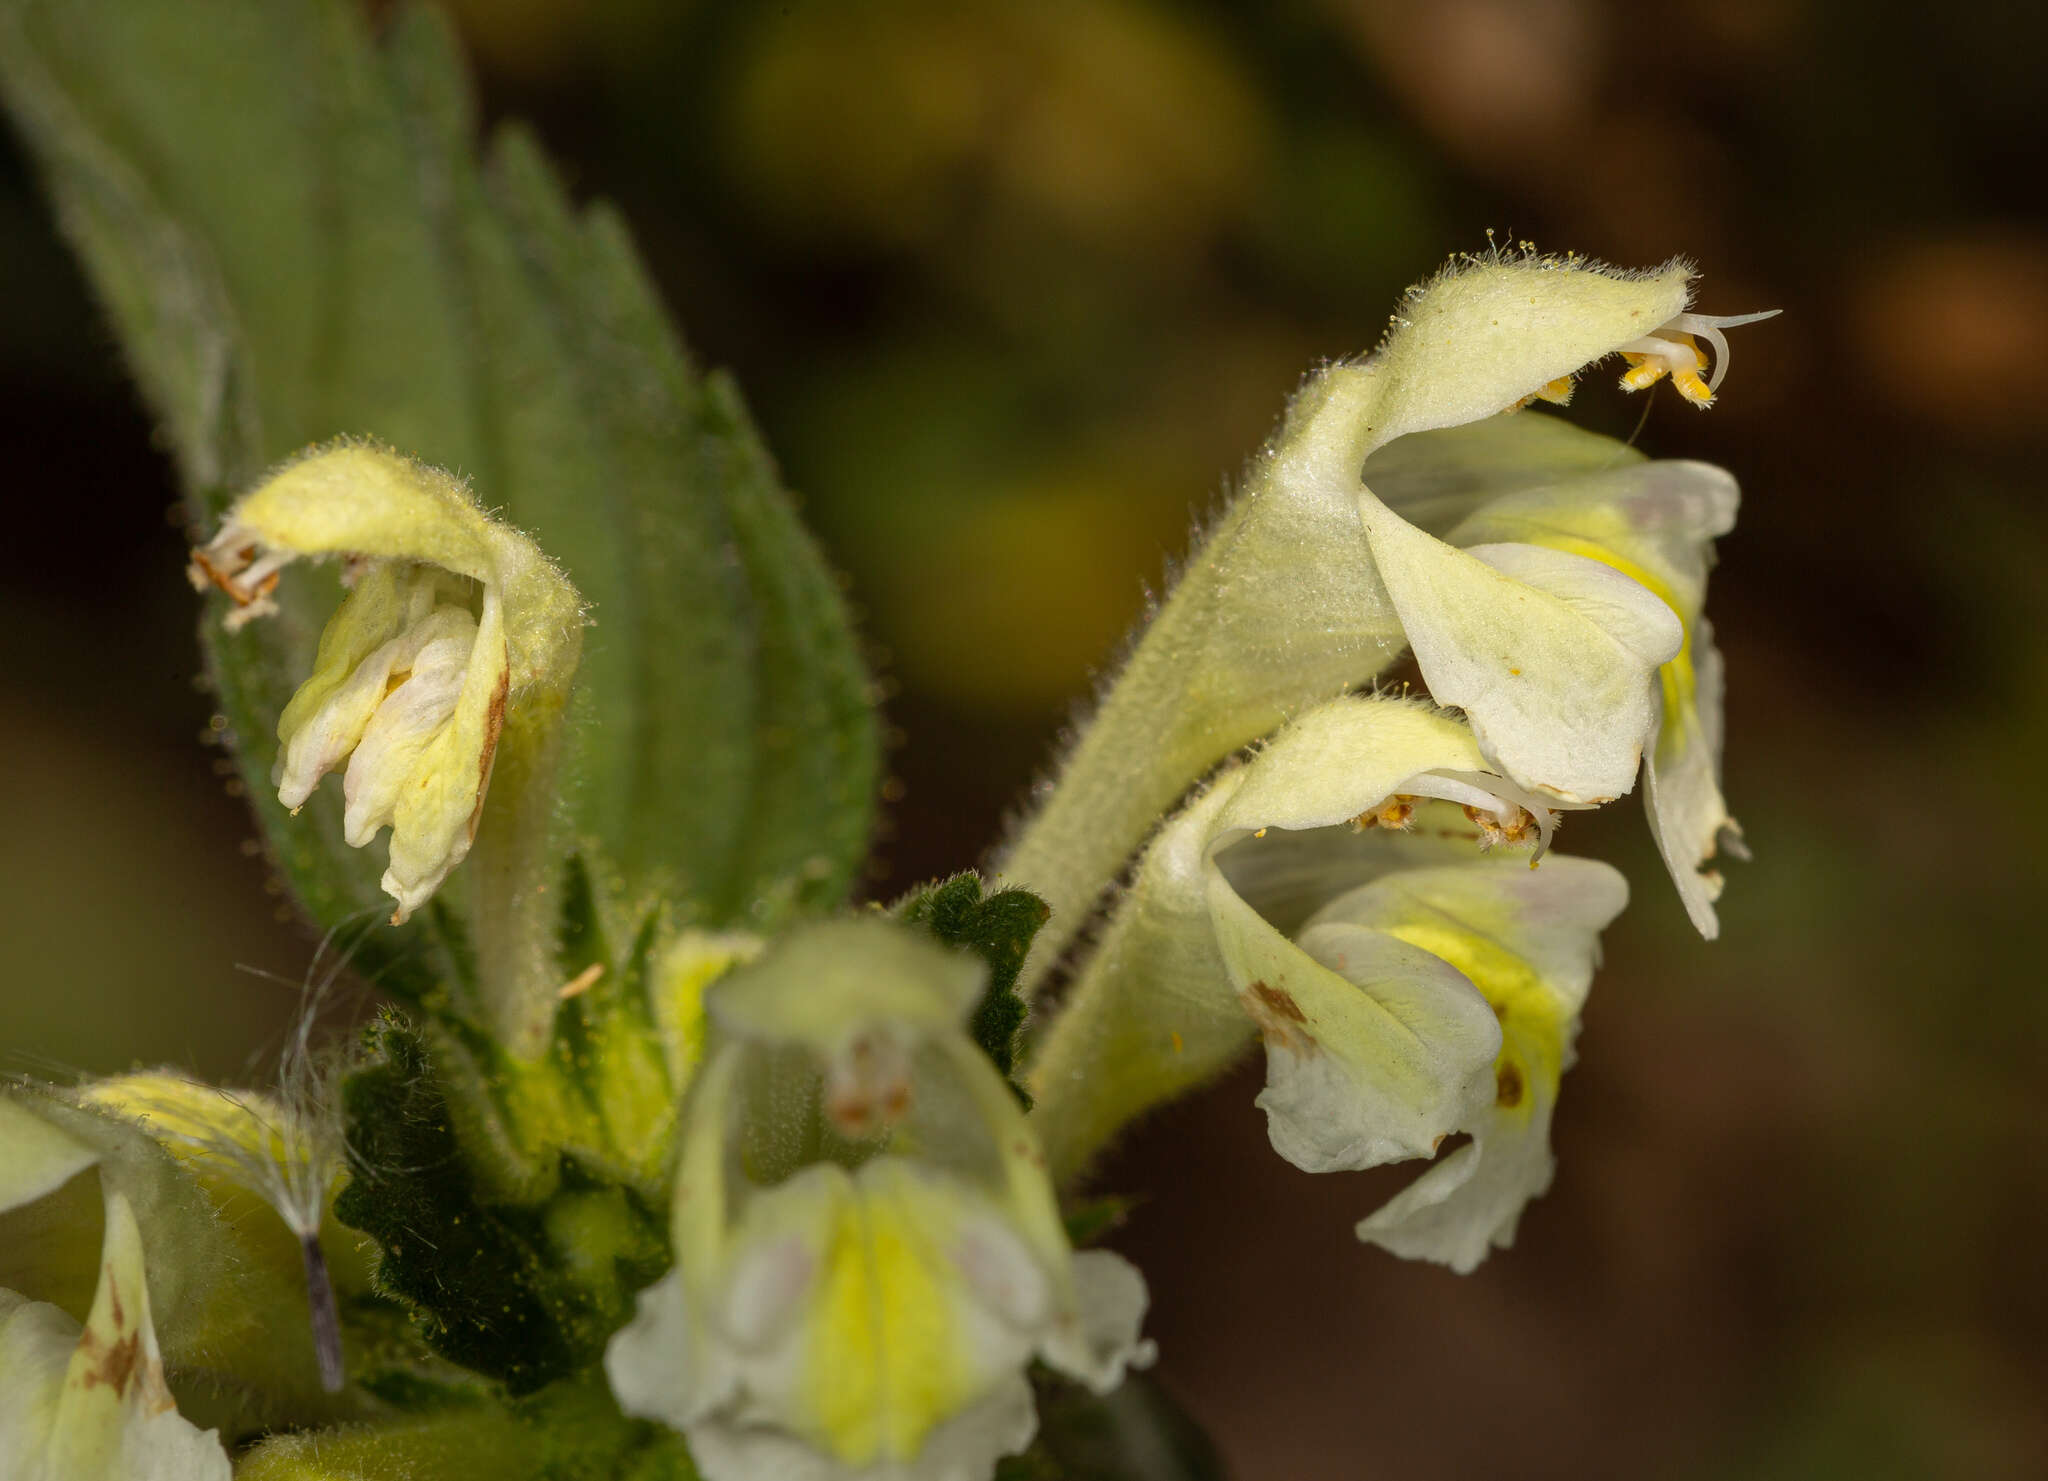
[4,1,2045,1476]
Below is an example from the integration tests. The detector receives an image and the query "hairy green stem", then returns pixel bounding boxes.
[994,369,1402,995]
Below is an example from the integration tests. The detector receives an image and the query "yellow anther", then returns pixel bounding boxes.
[1461,802,1540,850]
[1619,357,1670,392]
[1352,794,1418,832]
[1670,370,1714,406]
[1620,332,1714,405]
[1509,374,1576,412]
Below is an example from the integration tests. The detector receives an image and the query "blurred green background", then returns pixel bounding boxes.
[3,1,2044,1476]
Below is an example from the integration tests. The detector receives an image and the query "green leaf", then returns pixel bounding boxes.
[0,0,877,976]
[333,1012,667,1396]
[897,872,1051,1093]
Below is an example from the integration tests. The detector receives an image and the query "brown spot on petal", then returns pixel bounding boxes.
[80,1329,145,1396]
[77,1273,147,1399]
[1496,1061,1526,1108]
[466,653,511,841]
[1250,981,1305,1023]
[1241,980,1316,1054]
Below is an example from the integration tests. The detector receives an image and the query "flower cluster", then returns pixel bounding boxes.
[3,249,1770,1481]
[1011,249,1771,1278]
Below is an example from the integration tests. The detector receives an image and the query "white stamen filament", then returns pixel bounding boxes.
[236,546,295,592]
[1655,309,1782,392]
[187,525,300,630]
[1618,332,1700,376]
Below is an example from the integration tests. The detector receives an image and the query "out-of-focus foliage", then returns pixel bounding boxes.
[3,0,2045,1477]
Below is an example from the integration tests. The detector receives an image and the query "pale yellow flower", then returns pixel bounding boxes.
[606,920,1151,1481]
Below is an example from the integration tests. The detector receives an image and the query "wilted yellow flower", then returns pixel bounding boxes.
[190,441,582,925]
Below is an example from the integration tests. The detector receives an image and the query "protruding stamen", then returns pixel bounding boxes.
[187,524,300,630]
[1667,309,1782,393]
[1619,333,1713,406]
[1618,309,1781,406]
